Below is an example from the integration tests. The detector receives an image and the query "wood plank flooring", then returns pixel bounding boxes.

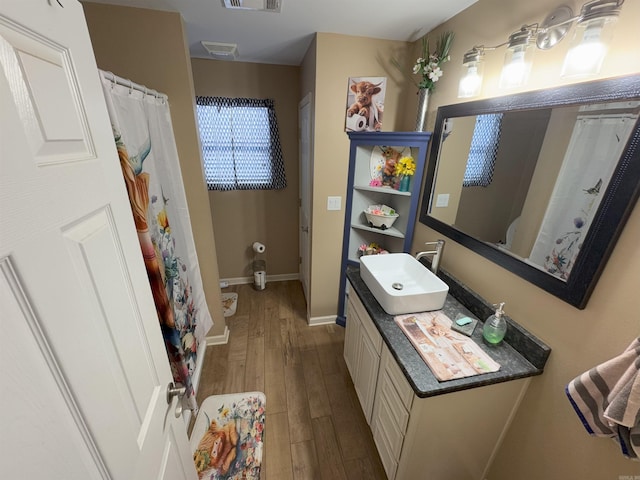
[195,281,387,480]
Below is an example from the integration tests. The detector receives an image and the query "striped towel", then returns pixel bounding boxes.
[566,337,640,459]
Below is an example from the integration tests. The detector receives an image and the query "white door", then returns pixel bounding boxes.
[0,2,197,479]
[298,93,312,316]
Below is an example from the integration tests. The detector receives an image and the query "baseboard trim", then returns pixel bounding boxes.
[221,273,299,286]
[308,315,337,326]
[206,325,230,345]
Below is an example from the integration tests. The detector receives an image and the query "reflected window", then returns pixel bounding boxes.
[463,113,503,187]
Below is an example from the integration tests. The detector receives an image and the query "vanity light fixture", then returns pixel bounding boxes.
[457,0,625,98]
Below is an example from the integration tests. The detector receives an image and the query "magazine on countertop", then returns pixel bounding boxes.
[394,311,500,381]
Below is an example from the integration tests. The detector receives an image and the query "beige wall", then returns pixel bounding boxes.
[431,115,475,225]
[307,32,412,319]
[83,3,226,336]
[411,0,640,478]
[191,59,301,279]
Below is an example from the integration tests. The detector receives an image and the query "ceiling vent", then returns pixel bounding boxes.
[222,0,282,13]
[201,41,239,60]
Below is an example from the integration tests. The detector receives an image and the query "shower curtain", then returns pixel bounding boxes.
[100,71,213,412]
[528,112,637,280]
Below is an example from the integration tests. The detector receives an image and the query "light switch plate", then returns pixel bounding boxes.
[436,193,450,207]
[327,196,342,211]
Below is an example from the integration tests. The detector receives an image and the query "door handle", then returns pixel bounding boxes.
[301,226,309,233]
[166,382,187,418]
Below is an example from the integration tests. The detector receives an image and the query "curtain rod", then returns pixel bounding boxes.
[99,70,168,101]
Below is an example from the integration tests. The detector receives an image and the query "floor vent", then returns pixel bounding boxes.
[222,0,281,12]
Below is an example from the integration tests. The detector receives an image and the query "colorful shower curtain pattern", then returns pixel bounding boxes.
[528,112,637,280]
[100,72,213,412]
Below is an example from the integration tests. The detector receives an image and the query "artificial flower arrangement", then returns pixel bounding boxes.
[394,156,416,177]
[357,242,389,257]
[368,156,417,190]
[366,205,396,216]
[392,31,455,93]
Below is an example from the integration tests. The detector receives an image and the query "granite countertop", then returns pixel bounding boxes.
[346,265,551,398]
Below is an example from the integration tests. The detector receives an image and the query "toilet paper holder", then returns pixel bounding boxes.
[251,241,266,290]
[252,259,266,291]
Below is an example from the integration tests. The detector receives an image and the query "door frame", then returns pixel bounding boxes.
[298,92,313,322]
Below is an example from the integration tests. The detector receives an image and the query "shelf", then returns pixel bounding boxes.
[338,131,432,321]
[354,185,411,197]
[351,223,405,239]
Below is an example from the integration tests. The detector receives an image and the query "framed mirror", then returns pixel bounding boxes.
[419,74,640,309]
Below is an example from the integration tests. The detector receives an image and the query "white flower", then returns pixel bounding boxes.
[428,67,443,82]
[412,63,421,74]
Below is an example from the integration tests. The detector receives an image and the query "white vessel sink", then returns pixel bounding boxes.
[359,253,449,315]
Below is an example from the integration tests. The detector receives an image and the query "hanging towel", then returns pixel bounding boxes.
[566,337,640,459]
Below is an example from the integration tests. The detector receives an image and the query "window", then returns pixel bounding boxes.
[196,97,287,191]
[462,113,503,187]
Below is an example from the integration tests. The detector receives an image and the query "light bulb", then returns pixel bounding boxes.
[499,45,533,89]
[458,65,483,98]
[562,18,612,77]
[561,0,622,77]
[458,48,484,98]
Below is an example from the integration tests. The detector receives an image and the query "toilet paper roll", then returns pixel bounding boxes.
[346,113,366,132]
[253,242,266,254]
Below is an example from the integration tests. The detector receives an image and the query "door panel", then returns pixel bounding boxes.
[1,257,107,479]
[0,17,93,162]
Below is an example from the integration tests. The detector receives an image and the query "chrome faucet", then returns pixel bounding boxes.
[415,240,445,274]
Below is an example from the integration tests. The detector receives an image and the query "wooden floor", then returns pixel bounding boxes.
[195,280,387,480]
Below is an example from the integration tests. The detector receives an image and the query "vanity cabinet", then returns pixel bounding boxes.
[346,282,532,480]
[344,285,382,424]
[337,131,431,324]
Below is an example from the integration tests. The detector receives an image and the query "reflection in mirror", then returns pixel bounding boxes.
[420,75,640,309]
[431,101,638,280]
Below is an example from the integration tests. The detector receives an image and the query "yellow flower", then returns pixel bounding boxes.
[395,156,416,176]
[157,209,170,232]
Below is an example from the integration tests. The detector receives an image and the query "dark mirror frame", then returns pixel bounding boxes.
[419,74,640,309]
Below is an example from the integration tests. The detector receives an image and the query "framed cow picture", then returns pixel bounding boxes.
[345,76,386,132]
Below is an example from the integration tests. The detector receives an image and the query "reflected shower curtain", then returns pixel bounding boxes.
[100,72,213,412]
[528,113,636,280]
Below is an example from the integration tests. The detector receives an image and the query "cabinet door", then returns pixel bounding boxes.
[344,296,360,379]
[371,403,399,480]
[355,331,381,424]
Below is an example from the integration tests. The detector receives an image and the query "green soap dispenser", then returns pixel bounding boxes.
[483,302,507,345]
